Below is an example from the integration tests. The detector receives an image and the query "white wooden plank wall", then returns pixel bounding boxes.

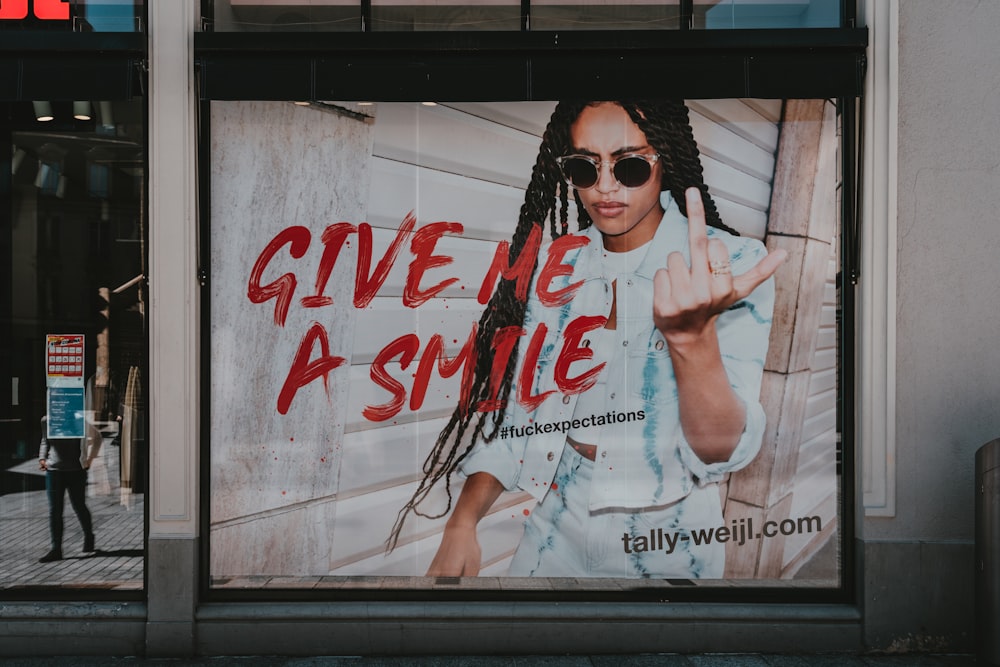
[331,100,787,576]
[781,100,840,578]
[334,102,552,574]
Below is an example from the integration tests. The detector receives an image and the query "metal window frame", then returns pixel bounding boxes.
[0,97,149,601]
[0,33,144,102]
[195,19,866,605]
[0,14,148,603]
[194,28,866,101]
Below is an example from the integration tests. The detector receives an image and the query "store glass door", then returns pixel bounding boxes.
[1,99,145,594]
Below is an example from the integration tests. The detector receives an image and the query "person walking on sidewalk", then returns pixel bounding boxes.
[37,416,99,563]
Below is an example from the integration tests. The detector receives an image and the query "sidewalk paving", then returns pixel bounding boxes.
[2,426,144,592]
[0,486,144,591]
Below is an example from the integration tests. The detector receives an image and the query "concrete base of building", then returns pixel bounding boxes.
[0,602,146,656]
[863,539,975,654]
[145,535,198,658]
[195,602,862,656]
[0,537,977,658]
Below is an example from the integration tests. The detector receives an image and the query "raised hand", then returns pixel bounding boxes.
[653,187,786,346]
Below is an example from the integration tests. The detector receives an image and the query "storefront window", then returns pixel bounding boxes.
[202,0,843,32]
[530,1,679,30]
[0,1,145,32]
[1,99,146,593]
[371,1,521,32]
[699,0,840,29]
[209,0,363,32]
[206,98,843,594]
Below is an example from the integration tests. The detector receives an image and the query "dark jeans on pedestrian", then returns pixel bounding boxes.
[46,469,94,550]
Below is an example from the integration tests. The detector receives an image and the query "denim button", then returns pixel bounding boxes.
[655,340,665,351]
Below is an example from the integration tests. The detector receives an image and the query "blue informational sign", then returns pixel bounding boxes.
[47,387,86,439]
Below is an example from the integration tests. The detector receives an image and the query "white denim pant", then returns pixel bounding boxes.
[507,443,725,578]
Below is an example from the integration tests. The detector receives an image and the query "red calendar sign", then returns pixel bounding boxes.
[45,334,84,385]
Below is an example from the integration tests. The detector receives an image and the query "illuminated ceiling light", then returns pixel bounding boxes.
[358,102,374,106]
[33,101,54,122]
[421,102,438,107]
[293,101,311,106]
[73,101,93,121]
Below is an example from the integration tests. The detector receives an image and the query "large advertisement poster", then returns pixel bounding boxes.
[209,99,840,588]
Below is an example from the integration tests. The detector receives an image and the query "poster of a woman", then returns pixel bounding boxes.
[392,100,784,579]
[209,98,840,587]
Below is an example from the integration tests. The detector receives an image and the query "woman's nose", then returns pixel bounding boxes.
[594,161,620,193]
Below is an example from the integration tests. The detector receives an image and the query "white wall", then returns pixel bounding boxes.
[858,0,1000,652]
[866,0,1000,542]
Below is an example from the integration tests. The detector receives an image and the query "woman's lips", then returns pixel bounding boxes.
[592,201,626,217]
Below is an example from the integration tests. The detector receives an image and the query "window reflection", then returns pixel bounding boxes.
[699,0,840,29]
[1,100,145,592]
[370,1,520,31]
[80,0,144,32]
[203,0,843,31]
[211,0,362,32]
[530,1,680,31]
[0,0,143,32]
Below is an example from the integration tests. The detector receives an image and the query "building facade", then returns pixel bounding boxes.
[0,0,993,659]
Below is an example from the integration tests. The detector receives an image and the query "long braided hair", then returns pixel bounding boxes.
[386,99,735,551]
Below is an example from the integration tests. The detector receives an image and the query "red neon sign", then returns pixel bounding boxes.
[0,0,70,20]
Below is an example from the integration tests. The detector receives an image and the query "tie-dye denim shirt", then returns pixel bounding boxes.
[461,196,775,510]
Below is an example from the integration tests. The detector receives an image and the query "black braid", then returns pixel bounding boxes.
[625,100,738,235]
[387,101,587,551]
[387,100,732,551]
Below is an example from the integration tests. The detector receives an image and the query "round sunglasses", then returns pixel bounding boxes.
[556,153,661,190]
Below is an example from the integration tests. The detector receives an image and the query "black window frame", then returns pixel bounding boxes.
[195,20,866,606]
[201,0,855,34]
[0,31,147,602]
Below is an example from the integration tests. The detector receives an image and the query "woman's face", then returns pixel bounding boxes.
[568,102,665,252]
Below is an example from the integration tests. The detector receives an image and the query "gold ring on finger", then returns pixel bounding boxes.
[710,261,732,276]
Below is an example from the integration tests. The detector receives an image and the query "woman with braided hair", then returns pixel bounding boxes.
[393,100,785,578]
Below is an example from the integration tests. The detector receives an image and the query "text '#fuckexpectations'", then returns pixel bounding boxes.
[622,515,823,554]
[497,410,646,440]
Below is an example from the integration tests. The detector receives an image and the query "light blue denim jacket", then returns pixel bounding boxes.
[461,197,774,511]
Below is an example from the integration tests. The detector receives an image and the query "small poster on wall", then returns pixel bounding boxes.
[46,334,85,439]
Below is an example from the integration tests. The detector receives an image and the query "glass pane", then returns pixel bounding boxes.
[202,0,845,32]
[371,1,520,31]
[1,99,146,593]
[0,0,144,32]
[208,99,842,592]
[80,0,144,32]
[698,0,841,29]
[210,0,362,32]
[531,0,680,31]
